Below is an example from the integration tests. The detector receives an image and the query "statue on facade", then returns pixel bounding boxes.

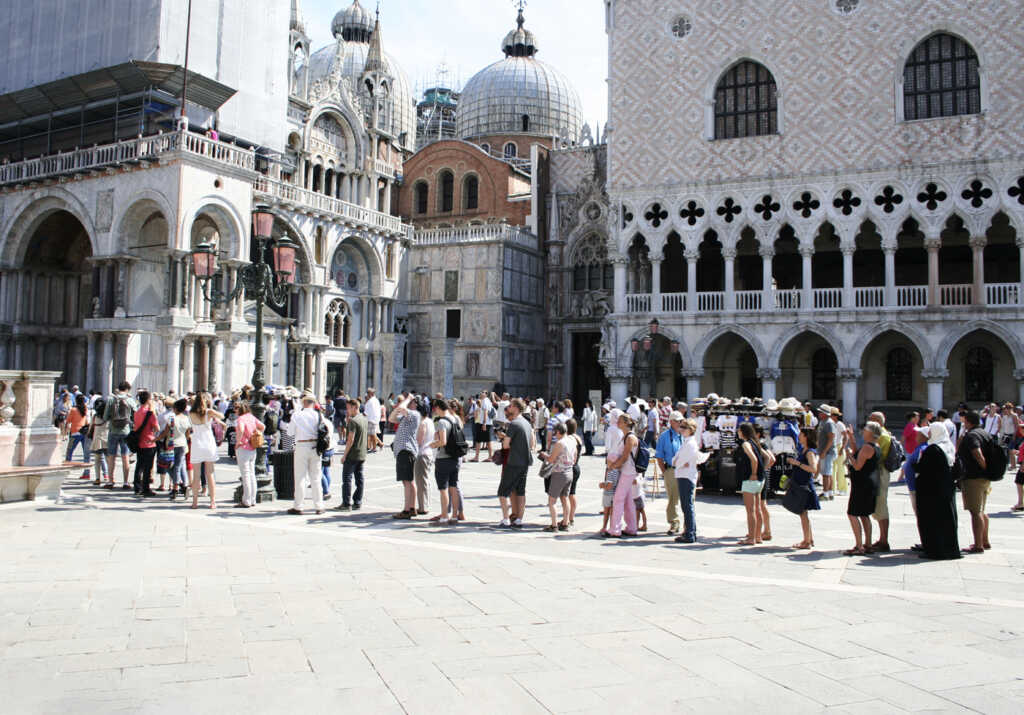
[598,318,617,363]
[91,296,101,318]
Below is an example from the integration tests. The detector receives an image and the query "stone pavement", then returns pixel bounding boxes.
[3,449,1024,714]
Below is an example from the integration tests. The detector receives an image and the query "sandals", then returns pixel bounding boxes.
[737,538,757,546]
[792,541,812,550]
[543,525,558,532]
[392,510,414,519]
[962,545,985,554]
[761,532,772,542]
[843,547,867,556]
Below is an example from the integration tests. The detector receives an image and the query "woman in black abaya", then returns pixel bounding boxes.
[914,423,961,560]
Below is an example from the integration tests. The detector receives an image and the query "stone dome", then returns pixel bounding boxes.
[456,10,582,143]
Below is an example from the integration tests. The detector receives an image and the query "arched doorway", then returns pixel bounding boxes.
[859,329,926,425]
[701,332,760,397]
[943,329,1016,408]
[3,209,93,385]
[777,331,838,403]
[572,331,609,408]
[631,334,681,399]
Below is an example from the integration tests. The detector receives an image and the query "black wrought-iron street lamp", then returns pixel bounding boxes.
[191,210,297,502]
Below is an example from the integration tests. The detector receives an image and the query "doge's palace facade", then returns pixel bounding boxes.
[595,0,1024,424]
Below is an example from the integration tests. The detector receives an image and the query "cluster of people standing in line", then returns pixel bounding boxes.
[54,383,1018,559]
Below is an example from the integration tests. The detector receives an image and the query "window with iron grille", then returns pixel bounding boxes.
[812,349,837,400]
[964,346,993,403]
[414,181,428,214]
[886,347,913,401]
[439,171,454,212]
[714,61,778,140]
[903,33,981,121]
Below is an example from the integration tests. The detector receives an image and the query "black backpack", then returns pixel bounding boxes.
[983,432,1007,481]
[632,439,651,474]
[315,414,330,457]
[884,437,906,473]
[440,417,469,459]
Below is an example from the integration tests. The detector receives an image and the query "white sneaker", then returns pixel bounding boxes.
[499,518,511,527]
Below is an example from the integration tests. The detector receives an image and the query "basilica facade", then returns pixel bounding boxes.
[570,0,1024,425]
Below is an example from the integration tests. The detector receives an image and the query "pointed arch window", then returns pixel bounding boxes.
[571,234,613,292]
[964,346,993,402]
[886,347,913,401]
[903,33,980,121]
[714,60,778,139]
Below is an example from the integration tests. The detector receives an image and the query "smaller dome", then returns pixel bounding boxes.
[502,8,537,57]
[332,1,374,41]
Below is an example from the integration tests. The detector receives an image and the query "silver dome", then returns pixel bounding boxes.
[332,0,374,40]
[456,11,582,142]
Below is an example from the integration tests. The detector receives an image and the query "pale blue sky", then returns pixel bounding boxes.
[303,0,609,130]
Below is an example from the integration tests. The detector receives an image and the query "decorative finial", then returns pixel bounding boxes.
[515,0,526,28]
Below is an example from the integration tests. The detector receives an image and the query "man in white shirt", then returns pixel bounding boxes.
[287,390,326,516]
[626,396,643,423]
[364,388,382,452]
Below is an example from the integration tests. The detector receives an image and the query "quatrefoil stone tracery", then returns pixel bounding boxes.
[754,194,781,221]
[833,189,862,216]
[962,179,993,209]
[792,192,821,219]
[717,197,742,223]
[679,200,705,226]
[917,183,948,211]
[874,186,904,214]
[1009,177,1024,206]
[645,203,669,228]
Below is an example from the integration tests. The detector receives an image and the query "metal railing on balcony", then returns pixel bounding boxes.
[253,176,406,235]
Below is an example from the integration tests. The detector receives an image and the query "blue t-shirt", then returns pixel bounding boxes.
[654,428,682,465]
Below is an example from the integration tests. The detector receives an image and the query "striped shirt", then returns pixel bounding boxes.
[392,411,421,457]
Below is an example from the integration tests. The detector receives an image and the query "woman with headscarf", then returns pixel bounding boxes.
[914,422,961,560]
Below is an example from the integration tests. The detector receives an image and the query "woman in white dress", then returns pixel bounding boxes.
[189,392,225,510]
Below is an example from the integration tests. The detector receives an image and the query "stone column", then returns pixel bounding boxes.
[800,245,814,311]
[685,250,698,312]
[14,271,25,324]
[0,336,9,369]
[114,333,128,386]
[115,260,127,316]
[1018,242,1024,306]
[39,274,50,326]
[722,247,736,311]
[13,337,24,370]
[303,349,314,390]
[181,338,194,393]
[757,368,781,402]
[838,368,862,429]
[921,369,948,412]
[1014,369,1024,408]
[304,286,314,335]
[165,333,181,395]
[612,258,627,313]
[759,247,774,311]
[609,373,629,408]
[100,333,114,396]
[315,349,326,399]
[196,339,210,392]
[650,259,662,313]
[883,245,896,307]
[357,350,367,394]
[841,244,855,309]
[682,369,704,402]
[970,236,986,306]
[85,334,96,392]
[925,237,941,307]
[222,338,236,393]
[211,338,224,393]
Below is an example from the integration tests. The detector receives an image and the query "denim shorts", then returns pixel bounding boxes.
[819,450,835,476]
[741,479,764,495]
[107,433,130,456]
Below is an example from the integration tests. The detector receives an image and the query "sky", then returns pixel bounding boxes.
[303,0,609,130]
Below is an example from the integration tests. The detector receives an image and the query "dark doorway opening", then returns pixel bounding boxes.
[327,363,345,396]
[572,332,608,408]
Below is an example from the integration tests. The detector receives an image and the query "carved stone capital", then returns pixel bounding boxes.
[968,236,987,250]
[837,368,863,381]
[1012,369,1024,383]
[923,238,941,251]
[684,250,700,262]
[681,369,705,379]
[756,368,782,381]
[758,247,775,260]
[721,247,737,261]
[921,368,950,381]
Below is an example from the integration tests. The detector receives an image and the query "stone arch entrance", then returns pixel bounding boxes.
[1,209,93,386]
[631,334,683,399]
[700,331,760,397]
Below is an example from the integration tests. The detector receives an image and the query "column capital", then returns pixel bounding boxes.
[1012,369,1024,382]
[756,367,782,381]
[881,242,897,255]
[968,236,987,250]
[758,246,775,259]
[923,237,941,251]
[721,247,737,261]
[920,368,949,381]
[798,245,815,259]
[837,368,862,381]
[839,243,856,257]
[684,250,700,262]
[610,254,629,266]
[681,368,705,379]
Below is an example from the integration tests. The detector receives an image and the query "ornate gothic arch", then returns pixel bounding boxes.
[848,321,934,371]
[768,322,846,369]
[691,324,768,368]
[1,190,98,267]
[934,320,1024,372]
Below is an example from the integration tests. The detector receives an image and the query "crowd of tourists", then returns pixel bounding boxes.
[53,382,1021,559]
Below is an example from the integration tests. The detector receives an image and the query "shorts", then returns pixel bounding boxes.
[473,424,491,444]
[395,450,415,482]
[497,465,528,498]
[962,478,991,514]
[107,433,130,456]
[367,422,378,436]
[602,468,619,508]
[570,464,581,496]
[873,468,890,521]
[435,458,460,490]
[1015,470,1024,486]
[634,496,645,511]
[741,479,764,495]
[819,450,835,476]
[547,470,572,498]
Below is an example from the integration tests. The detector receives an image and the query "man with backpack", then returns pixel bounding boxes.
[103,381,137,490]
[869,412,897,553]
[957,411,1003,554]
[429,398,468,525]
